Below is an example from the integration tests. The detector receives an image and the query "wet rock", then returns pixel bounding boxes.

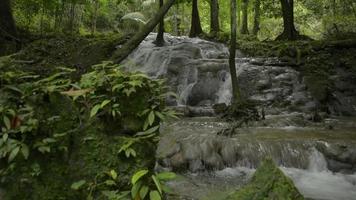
[225,159,304,200]
[170,152,187,170]
[203,152,224,170]
[189,160,204,172]
[327,159,353,173]
[212,103,228,115]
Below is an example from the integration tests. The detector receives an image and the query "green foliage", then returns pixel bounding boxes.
[0,57,177,199]
[63,61,177,134]
[0,67,76,176]
[130,170,176,200]
[70,169,176,200]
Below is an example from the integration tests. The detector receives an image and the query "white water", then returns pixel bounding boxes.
[282,149,356,200]
[166,148,356,200]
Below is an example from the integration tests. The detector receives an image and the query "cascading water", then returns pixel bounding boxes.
[123,33,317,115]
[123,33,356,200]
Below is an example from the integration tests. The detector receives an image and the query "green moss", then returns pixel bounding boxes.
[3,34,128,78]
[225,159,304,200]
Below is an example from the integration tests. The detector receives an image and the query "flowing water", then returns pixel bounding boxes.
[124,33,356,200]
[158,118,356,200]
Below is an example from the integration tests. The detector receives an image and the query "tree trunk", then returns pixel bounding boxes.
[0,0,17,40]
[0,0,20,55]
[112,0,176,63]
[91,0,100,35]
[237,0,241,29]
[240,0,249,34]
[173,3,179,35]
[253,0,260,35]
[155,0,165,46]
[229,0,241,103]
[189,0,203,37]
[210,0,219,36]
[276,0,299,40]
[69,3,75,34]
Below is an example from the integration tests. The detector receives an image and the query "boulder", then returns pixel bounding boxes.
[225,158,304,200]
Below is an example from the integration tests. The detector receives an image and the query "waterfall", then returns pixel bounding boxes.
[308,148,329,172]
[123,33,315,115]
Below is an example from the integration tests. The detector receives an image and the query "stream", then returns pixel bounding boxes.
[123,33,356,200]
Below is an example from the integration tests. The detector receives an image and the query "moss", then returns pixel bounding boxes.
[225,159,304,200]
[2,34,129,78]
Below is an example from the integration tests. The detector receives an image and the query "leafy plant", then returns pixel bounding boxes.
[131,170,176,200]
[71,169,130,200]
[0,67,77,174]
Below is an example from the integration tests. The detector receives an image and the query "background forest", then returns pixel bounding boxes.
[7,0,356,40]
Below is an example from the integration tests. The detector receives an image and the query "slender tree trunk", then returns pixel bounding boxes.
[40,0,45,35]
[240,0,249,34]
[332,0,337,16]
[0,0,20,53]
[253,0,260,35]
[173,3,179,35]
[210,0,219,36]
[237,0,241,29]
[276,0,299,40]
[189,0,203,37]
[91,0,99,35]
[155,0,165,46]
[112,0,176,63]
[229,0,241,103]
[68,3,76,34]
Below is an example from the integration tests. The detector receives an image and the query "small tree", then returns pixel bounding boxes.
[229,0,241,103]
[155,0,165,46]
[210,0,220,36]
[189,0,203,37]
[276,0,299,40]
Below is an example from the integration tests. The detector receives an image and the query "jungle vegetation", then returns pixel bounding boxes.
[0,0,356,200]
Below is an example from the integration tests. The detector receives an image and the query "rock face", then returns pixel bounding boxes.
[123,33,317,115]
[225,158,304,200]
[157,117,356,173]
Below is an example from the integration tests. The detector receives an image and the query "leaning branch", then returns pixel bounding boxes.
[112,0,176,63]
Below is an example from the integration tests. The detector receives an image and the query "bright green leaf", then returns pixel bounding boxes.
[151,175,162,194]
[149,190,161,200]
[71,180,86,190]
[131,170,148,185]
[156,172,176,180]
[90,104,101,118]
[101,100,111,108]
[131,181,142,199]
[110,170,118,180]
[21,145,30,160]
[148,111,155,126]
[8,146,20,163]
[139,185,149,199]
[3,116,11,130]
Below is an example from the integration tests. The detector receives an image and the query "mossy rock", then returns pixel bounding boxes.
[225,158,304,200]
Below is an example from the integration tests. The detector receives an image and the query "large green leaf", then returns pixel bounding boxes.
[71,180,86,190]
[8,146,20,163]
[21,144,30,160]
[149,190,161,200]
[156,172,176,180]
[3,116,11,130]
[131,181,142,199]
[148,111,155,126]
[131,170,148,185]
[139,185,149,199]
[90,104,101,118]
[151,175,162,194]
